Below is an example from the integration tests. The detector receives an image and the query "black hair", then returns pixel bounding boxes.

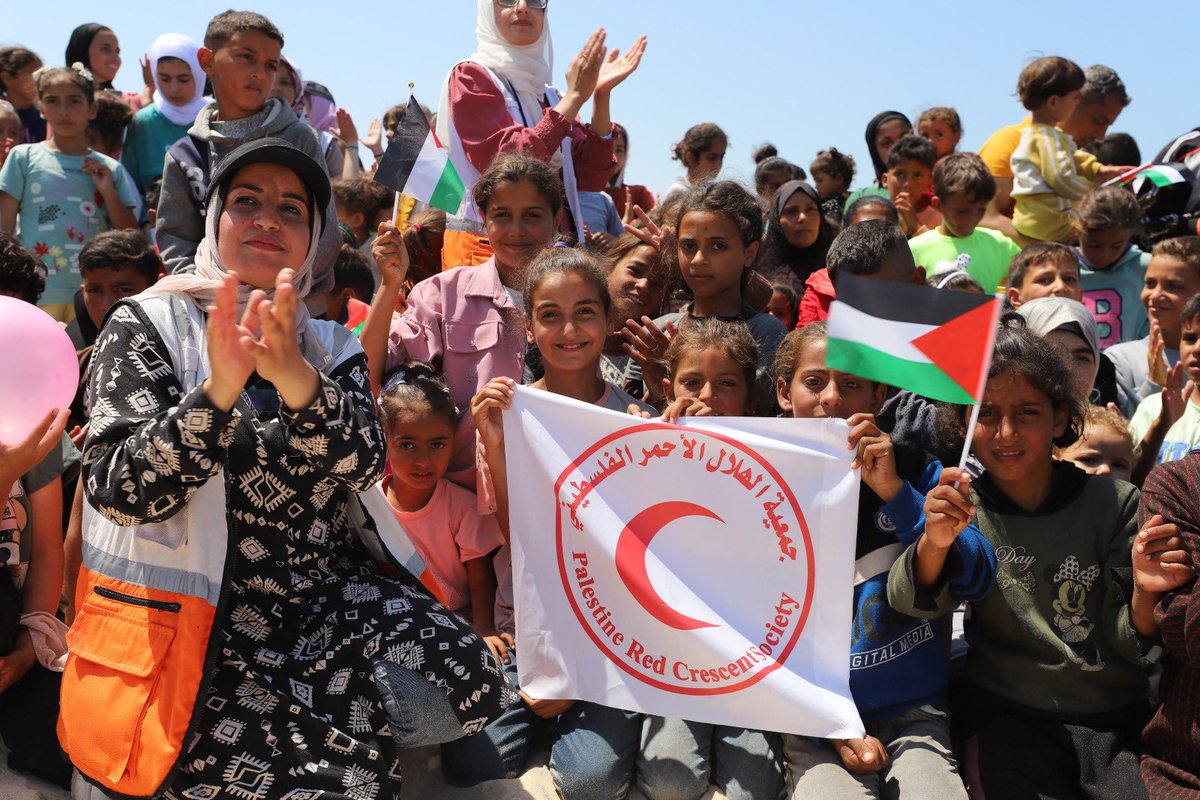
[672,123,727,164]
[78,230,160,286]
[473,153,563,218]
[523,245,612,319]
[826,219,912,281]
[0,47,41,99]
[936,320,1084,451]
[674,180,763,249]
[87,91,133,155]
[772,321,827,388]
[886,134,937,171]
[204,10,285,50]
[1083,133,1141,167]
[1006,242,1079,290]
[1181,293,1200,330]
[1017,56,1085,111]
[379,360,458,430]
[0,233,46,304]
[810,148,856,191]
[753,144,804,193]
[33,64,93,101]
[843,195,899,226]
[332,244,375,302]
[932,152,996,202]
[144,177,163,214]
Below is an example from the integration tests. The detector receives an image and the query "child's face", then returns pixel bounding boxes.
[613,136,628,174]
[386,412,455,496]
[333,199,367,245]
[934,192,988,238]
[885,159,933,203]
[873,119,911,166]
[269,65,297,106]
[1,62,40,105]
[1045,89,1083,126]
[917,119,960,159]
[971,371,1067,485]
[671,346,749,416]
[200,31,282,118]
[527,271,609,374]
[759,169,790,204]
[38,79,94,137]
[483,180,557,280]
[677,210,756,306]
[87,29,122,85]
[493,0,546,47]
[1180,317,1200,386]
[778,190,821,249]
[1043,328,1097,403]
[0,113,20,166]
[810,169,843,200]
[777,340,885,419]
[1078,226,1133,271]
[766,290,796,330]
[82,265,152,328]
[155,57,197,107]
[684,143,725,182]
[1011,260,1082,306]
[1058,426,1132,482]
[217,162,313,289]
[608,244,666,322]
[1142,255,1200,345]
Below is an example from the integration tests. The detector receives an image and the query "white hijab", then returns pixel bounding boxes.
[150,171,330,369]
[149,33,209,127]
[466,0,554,131]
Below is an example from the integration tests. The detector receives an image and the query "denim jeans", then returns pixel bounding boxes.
[784,705,966,800]
[638,716,786,800]
[442,650,643,800]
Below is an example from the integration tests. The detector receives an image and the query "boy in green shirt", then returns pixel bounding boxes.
[909,152,1021,293]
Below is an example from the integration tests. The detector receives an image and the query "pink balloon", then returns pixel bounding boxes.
[0,297,78,444]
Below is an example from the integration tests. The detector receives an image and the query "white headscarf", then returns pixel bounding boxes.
[467,0,553,131]
[149,33,209,127]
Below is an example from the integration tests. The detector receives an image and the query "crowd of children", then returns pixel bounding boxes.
[0,5,1199,799]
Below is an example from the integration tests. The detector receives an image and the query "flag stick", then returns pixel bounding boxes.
[956,293,1007,474]
[1102,161,1152,187]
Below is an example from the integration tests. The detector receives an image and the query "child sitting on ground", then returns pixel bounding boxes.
[1010,56,1129,244]
[778,322,994,800]
[1006,241,1083,308]
[883,134,940,237]
[917,107,962,162]
[1057,404,1134,483]
[909,151,1020,293]
[1072,185,1152,348]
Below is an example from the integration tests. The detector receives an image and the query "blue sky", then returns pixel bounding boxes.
[8,1,1196,195]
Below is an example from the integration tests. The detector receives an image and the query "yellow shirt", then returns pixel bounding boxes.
[978,117,1032,179]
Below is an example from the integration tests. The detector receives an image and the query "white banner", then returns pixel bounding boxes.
[504,387,865,738]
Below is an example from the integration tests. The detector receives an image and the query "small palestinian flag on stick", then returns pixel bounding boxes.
[373,94,465,215]
[1103,161,1191,190]
[826,273,1002,405]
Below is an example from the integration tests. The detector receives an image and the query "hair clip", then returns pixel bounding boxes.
[552,241,571,249]
[69,62,94,83]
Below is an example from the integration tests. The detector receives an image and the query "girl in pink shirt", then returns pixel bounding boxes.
[377,360,507,662]
[364,155,563,503]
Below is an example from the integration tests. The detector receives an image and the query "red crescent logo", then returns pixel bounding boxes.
[615,501,722,631]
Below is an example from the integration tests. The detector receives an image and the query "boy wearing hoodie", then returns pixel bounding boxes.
[154,10,338,294]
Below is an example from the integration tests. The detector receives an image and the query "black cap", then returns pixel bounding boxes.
[207,137,332,216]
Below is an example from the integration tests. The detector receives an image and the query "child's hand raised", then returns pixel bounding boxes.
[82,157,115,194]
[846,413,903,502]
[660,396,715,423]
[623,205,664,249]
[471,377,516,454]
[1148,319,1170,387]
[362,118,384,157]
[336,108,358,144]
[831,735,890,775]
[1159,361,1192,428]
[923,467,975,550]
[372,221,409,288]
[623,316,674,405]
[1134,514,1195,595]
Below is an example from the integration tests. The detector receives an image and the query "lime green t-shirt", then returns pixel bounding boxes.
[908,226,1022,293]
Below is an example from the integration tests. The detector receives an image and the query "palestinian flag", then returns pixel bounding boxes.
[373,96,465,214]
[1130,164,1189,192]
[826,273,1001,404]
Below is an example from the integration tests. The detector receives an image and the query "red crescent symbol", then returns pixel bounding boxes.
[615,501,722,630]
